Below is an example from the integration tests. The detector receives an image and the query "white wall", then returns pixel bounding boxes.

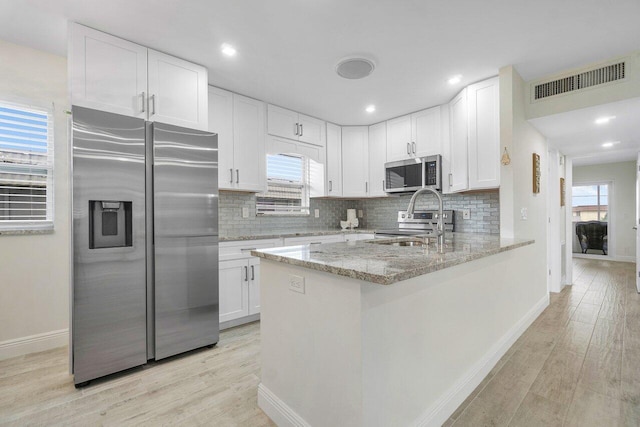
[0,40,70,359]
[573,161,636,261]
[499,66,549,291]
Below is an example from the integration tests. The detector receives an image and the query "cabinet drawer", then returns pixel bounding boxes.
[219,238,282,261]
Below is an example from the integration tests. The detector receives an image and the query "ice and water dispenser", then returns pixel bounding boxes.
[88,201,133,249]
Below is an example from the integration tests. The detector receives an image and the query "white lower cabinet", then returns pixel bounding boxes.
[219,238,281,328]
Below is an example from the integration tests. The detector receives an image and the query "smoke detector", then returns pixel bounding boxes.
[335,57,375,79]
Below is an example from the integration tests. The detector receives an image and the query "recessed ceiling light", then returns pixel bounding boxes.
[365,105,376,113]
[595,116,615,125]
[601,141,620,148]
[447,75,462,85]
[221,43,237,57]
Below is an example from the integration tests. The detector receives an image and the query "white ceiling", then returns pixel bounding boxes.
[1,0,640,125]
[529,98,640,166]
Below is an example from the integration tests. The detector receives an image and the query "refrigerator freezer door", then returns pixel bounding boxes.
[152,123,219,360]
[72,106,147,384]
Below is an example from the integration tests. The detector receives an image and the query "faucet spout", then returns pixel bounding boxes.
[406,187,445,248]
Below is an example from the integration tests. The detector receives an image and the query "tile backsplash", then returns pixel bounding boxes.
[219,189,500,237]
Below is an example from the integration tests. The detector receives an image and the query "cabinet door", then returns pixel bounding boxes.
[341,126,369,197]
[298,114,326,147]
[69,23,147,118]
[147,49,208,131]
[267,104,299,140]
[219,260,249,323]
[411,106,441,158]
[209,86,235,190]
[233,94,266,192]
[248,258,261,315]
[326,123,343,196]
[448,89,469,193]
[468,77,500,189]
[386,115,412,161]
[368,122,387,197]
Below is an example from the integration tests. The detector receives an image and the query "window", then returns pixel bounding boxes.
[257,154,309,215]
[0,101,54,230]
[572,184,608,222]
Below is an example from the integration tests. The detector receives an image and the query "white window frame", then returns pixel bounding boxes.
[257,153,310,216]
[0,99,54,231]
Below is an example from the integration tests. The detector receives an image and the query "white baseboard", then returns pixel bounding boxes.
[613,255,635,263]
[258,383,311,427]
[0,329,68,361]
[412,294,550,427]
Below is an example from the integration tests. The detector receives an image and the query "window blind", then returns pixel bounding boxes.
[0,101,54,229]
[257,154,309,215]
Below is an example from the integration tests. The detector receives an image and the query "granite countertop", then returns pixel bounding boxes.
[220,229,376,242]
[251,232,534,285]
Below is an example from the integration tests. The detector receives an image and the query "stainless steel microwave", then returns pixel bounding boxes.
[384,155,442,193]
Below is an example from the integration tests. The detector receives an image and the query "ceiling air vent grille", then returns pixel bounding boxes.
[534,62,625,100]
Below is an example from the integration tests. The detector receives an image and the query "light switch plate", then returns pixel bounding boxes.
[242,207,249,218]
[289,274,305,294]
[314,209,320,218]
[462,209,471,220]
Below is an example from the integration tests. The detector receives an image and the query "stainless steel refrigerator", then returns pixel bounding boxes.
[72,106,218,385]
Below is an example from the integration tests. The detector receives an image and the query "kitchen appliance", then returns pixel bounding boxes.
[384,155,441,193]
[72,106,218,385]
[375,209,455,238]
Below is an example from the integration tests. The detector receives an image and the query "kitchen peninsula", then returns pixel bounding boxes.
[252,233,546,427]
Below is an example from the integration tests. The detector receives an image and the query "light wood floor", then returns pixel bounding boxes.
[0,322,274,426]
[447,258,640,427]
[1,258,638,426]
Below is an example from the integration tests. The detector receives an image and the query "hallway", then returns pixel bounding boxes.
[448,258,639,426]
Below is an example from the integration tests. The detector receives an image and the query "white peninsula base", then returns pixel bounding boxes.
[257,243,547,427]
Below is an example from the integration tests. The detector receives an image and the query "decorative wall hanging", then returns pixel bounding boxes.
[501,147,511,165]
[560,177,565,206]
[532,153,541,194]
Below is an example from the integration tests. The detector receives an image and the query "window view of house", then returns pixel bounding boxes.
[572,183,609,255]
[256,153,309,215]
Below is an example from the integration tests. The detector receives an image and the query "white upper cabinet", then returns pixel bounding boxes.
[69,23,208,130]
[386,115,412,162]
[467,77,500,190]
[386,106,442,161]
[147,49,208,131]
[326,122,343,197]
[208,86,234,190]
[411,106,442,158]
[208,87,265,192]
[342,126,369,197]
[267,104,325,147]
[368,122,387,197]
[445,77,500,194]
[69,23,147,118]
[232,94,266,192]
[448,88,469,193]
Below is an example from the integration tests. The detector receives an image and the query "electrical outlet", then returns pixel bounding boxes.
[520,207,528,220]
[314,209,320,218]
[242,207,249,218]
[289,274,305,294]
[358,210,363,218]
[462,209,471,220]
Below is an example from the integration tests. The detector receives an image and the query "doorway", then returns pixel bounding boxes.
[572,182,610,258]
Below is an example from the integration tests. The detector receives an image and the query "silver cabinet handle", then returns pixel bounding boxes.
[300,123,303,136]
[412,141,416,153]
[251,265,255,280]
[294,123,298,136]
[365,181,368,193]
[329,180,332,192]
[244,266,248,281]
[382,180,385,190]
[230,168,234,184]
[449,173,453,186]
[141,92,146,113]
[150,94,156,115]
[236,169,239,184]
[407,143,411,155]
[241,247,257,252]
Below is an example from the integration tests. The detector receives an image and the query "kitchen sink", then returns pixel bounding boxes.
[369,237,433,247]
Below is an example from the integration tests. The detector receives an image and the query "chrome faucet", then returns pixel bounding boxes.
[406,187,445,247]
